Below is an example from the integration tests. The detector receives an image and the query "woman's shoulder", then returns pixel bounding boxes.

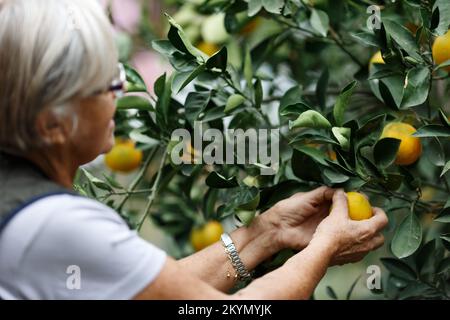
[21,193,123,224]
[0,194,128,259]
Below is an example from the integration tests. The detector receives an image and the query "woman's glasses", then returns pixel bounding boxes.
[108,63,126,98]
[92,63,126,98]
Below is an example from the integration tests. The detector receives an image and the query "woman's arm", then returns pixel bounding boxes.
[176,214,281,292]
[176,186,336,292]
[134,190,388,300]
[135,238,334,300]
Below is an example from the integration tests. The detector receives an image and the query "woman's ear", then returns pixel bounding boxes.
[35,108,72,146]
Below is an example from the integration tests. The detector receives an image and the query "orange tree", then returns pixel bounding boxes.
[75,0,450,299]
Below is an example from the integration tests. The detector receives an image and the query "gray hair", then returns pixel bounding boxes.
[0,0,118,154]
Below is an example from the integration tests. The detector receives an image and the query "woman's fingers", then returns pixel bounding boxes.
[291,186,335,203]
[360,207,389,235]
[370,233,385,250]
[330,189,349,218]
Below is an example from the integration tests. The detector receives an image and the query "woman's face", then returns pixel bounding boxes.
[69,91,117,165]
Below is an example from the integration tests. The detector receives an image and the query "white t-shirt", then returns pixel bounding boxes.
[0,194,167,300]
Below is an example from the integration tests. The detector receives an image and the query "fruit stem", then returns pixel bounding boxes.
[329,27,364,68]
[116,147,159,212]
[137,148,168,231]
[364,186,434,212]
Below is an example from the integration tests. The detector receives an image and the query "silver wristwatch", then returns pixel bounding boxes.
[220,233,252,282]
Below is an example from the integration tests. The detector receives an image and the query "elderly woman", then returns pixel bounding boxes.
[0,0,388,300]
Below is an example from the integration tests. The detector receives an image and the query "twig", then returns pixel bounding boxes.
[329,27,364,68]
[116,147,159,211]
[137,149,168,231]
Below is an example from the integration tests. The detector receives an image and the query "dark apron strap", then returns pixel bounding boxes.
[0,191,76,235]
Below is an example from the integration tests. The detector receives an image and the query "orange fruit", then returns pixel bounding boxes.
[380,122,422,166]
[346,192,373,221]
[239,17,262,36]
[197,41,220,57]
[432,30,450,72]
[104,138,143,173]
[369,51,385,69]
[328,150,337,161]
[190,221,224,252]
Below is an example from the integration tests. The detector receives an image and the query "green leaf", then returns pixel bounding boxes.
[81,169,113,192]
[381,258,417,281]
[333,81,357,127]
[154,73,172,126]
[166,14,208,60]
[326,286,338,300]
[382,19,423,62]
[416,240,436,276]
[236,210,256,226]
[398,281,439,299]
[247,0,263,17]
[206,172,238,189]
[379,75,405,110]
[172,64,207,93]
[434,59,450,71]
[316,68,329,110]
[280,103,310,117]
[437,257,450,273]
[116,96,153,111]
[391,213,423,259]
[438,108,450,127]
[435,201,450,223]
[356,114,386,148]
[220,186,260,217]
[244,47,253,89]
[331,127,351,152]
[290,131,338,146]
[151,40,178,57]
[413,125,450,138]
[225,94,246,113]
[262,0,284,14]
[289,110,331,130]
[322,168,350,184]
[351,32,380,47]
[279,86,303,111]
[185,91,211,126]
[102,174,123,190]
[129,131,159,148]
[440,234,450,251]
[441,161,450,177]
[254,79,263,109]
[206,46,228,72]
[374,138,401,168]
[434,0,450,36]
[380,173,404,191]
[124,64,147,92]
[292,145,329,166]
[346,276,361,300]
[310,9,329,37]
[426,138,446,167]
[401,67,431,108]
[291,149,323,182]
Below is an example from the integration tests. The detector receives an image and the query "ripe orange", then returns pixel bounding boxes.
[432,30,450,72]
[197,41,220,57]
[380,122,422,166]
[104,138,143,173]
[346,192,373,221]
[328,150,337,161]
[369,51,385,68]
[239,17,262,36]
[190,221,224,252]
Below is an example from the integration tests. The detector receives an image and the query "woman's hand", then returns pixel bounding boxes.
[260,186,336,251]
[310,189,388,265]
